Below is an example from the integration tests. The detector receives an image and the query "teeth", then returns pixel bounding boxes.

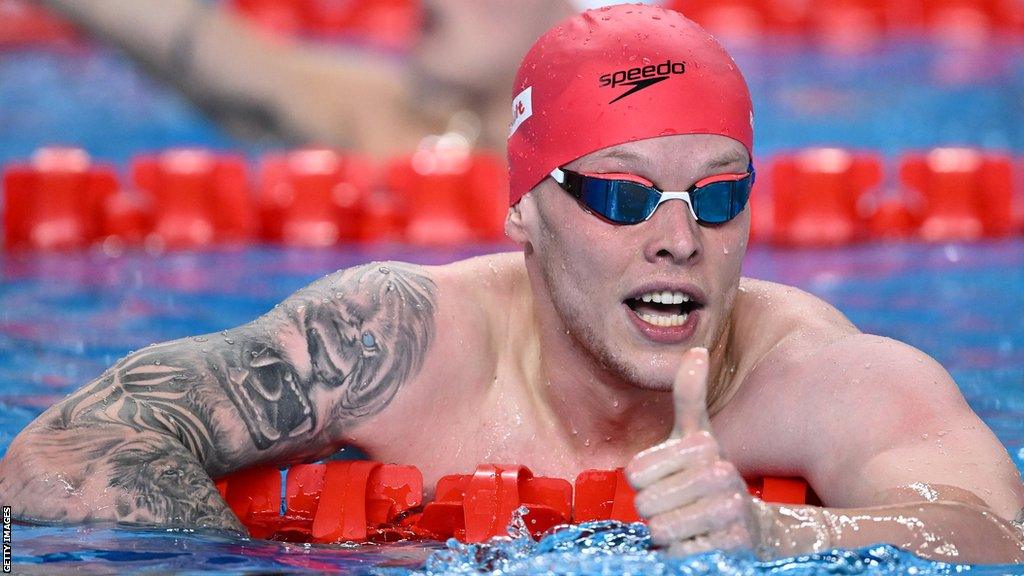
[637,311,690,327]
[634,290,693,304]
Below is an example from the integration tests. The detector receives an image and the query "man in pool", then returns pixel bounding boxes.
[2,4,1023,563]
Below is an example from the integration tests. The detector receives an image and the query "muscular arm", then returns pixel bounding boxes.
[764,334,1024,562]
[0,262,437,532]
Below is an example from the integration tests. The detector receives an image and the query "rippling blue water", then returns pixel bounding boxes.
[9,518,1024,575]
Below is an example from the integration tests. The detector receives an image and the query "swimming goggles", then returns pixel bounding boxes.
[549,164,755,225]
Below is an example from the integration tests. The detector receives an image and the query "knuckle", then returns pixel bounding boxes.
[711,460,737,481]
[634,492,654,516]
[718,493,747,519]
[647,517,676,546]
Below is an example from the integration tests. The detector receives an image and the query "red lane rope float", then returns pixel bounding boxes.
[216,461,818,544]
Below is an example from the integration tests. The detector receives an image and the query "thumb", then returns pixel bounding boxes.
[671,347,711,438]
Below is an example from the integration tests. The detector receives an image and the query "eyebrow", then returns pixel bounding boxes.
[702,150,748,171]
[587,149,651,168]
[582,148,748,178]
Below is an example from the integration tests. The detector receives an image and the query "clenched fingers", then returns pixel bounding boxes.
[634,460,747,518]
[647,491,751,547]
[666,523,755,557]
[626,431,720,490]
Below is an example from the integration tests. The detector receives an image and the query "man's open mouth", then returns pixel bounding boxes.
[624,290,704,327]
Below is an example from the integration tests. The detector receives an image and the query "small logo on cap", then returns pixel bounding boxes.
[599,60,686,104]
[509,86,533,138]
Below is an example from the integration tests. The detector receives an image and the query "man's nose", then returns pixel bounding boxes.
[640,199,702,265]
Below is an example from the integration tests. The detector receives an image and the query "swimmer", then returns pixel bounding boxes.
[2,5,1023,563]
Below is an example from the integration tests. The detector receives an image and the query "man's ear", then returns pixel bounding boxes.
[505,196,531,244]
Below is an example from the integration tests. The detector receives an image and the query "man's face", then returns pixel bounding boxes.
[517,134,751,391]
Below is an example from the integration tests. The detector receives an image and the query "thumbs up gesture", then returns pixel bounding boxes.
[625,347,773,557]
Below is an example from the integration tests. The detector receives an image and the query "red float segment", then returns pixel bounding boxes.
[668,0,801,45]
[367,463,424,524]
[218,466,283,540]
[257,149,375,246]
[2,148,118,250]
[771,148,882,246]
[462,465,529,543]
[866,196,923,240]
[99,191,153,248]
[285,463,326,520]
[219,461,424,543]
[387,143,509,246]
[229,0,419,51]
[388,149,474,246]
[131,149,256,249]
[899,148,1014,241]
[418,465,572,542]
[462,153,510,243]
[573,469,640,523]
[801,0,899,52]
[312,460,380,542]
[747,177,773,245]
[1014,158,1024,234]
[749,476,808,505]
[0,0,79,46]
[310,461,424,542]
[358,188,406,243]
[920,0,1024,41]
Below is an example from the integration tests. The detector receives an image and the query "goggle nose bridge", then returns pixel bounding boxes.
[549,167,700,222]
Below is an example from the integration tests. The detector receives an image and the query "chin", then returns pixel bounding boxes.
[591,344,680,392]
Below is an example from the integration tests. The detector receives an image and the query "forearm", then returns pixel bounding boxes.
[0,262,436,529]
[38,0,398,146]
[39,0,298,135]
[39,0,204,70]
[0,420,244,533]
[761,501,1024,564]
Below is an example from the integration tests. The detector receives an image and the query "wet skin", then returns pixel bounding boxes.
[2,135,1023,562]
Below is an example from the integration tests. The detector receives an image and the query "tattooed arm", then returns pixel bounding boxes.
[0,262,437,533]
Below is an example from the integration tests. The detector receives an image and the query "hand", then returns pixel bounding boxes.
[625,347,773,557]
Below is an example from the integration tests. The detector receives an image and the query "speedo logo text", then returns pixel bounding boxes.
[599,60,686,104]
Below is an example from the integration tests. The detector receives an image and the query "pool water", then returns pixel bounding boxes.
[2,29,1024,576]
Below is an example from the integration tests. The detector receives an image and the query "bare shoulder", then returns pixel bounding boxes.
[721,280,1021,514]
[342,252,530,445]
[729,278,957,418]
[718,279,872,471]
[723,279,859,386]
[733,278,858,340]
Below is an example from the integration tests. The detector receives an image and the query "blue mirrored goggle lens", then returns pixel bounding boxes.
[578,178,658,224]
[689,178,752,224]
[576,174,752,224]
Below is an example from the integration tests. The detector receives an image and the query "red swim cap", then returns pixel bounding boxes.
[506,4,754,205]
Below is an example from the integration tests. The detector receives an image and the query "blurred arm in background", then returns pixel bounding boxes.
[36,0,574,155]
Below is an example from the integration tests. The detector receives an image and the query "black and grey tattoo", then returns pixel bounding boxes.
[0,262,437,532]
[220,262,436,448]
